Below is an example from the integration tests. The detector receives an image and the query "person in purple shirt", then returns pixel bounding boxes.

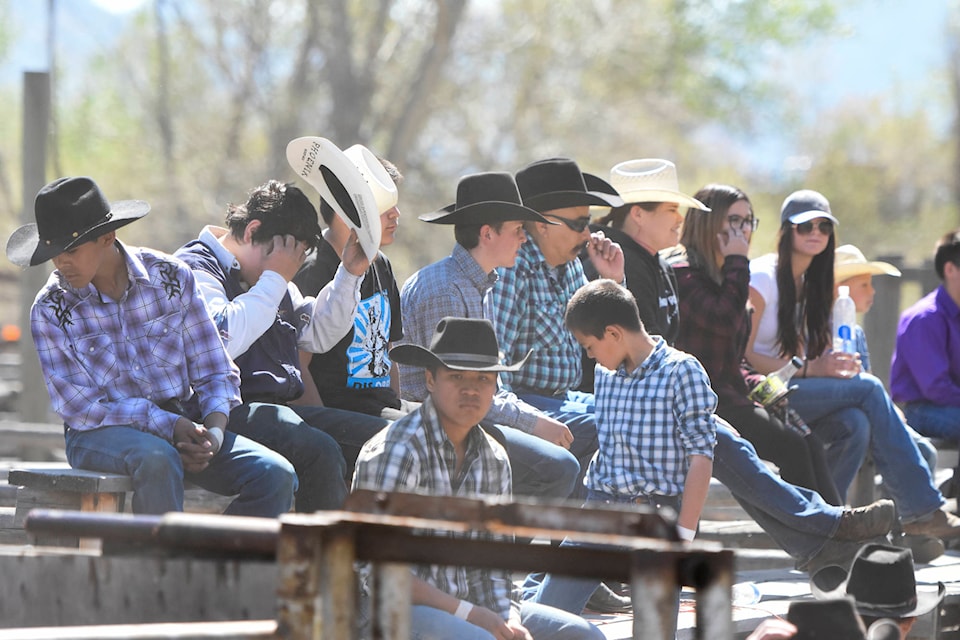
[891,229,960,497]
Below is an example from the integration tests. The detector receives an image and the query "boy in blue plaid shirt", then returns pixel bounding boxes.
[531,279,717,616]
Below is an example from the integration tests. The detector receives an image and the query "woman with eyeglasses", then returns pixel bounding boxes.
[745,189,960,541]
[671,184,841,505]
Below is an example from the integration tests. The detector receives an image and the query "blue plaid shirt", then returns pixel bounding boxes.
[352,398,514,619]
[398,243,540,433]
[589,338,717,498]
[30,242,241,440]
[485,240,586,394]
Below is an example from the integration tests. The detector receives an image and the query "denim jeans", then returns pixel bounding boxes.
[65,425,295,516]
[515,390,599,498]
[286,404,389,483]
[712,423,842,565]
[405,601,604,640]
[904,402,960,443]
[788,374,944,522]
[483,425,580,499]
[229,402,359,512]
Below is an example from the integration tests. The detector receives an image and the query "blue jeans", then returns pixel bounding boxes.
[904,402,960,443]
[286,404,389,483]
[789,374,943,522]
[407,601,603,640]
[65,425,295,516]
[483,425,580,499]
[516,391,599,498]
[228,403,356,512]
[712,423,842,566]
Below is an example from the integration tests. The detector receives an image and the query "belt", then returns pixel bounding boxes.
[513,386,568,398]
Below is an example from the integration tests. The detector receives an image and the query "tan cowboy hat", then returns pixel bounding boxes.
[287,136,396,261]
[6,176,150,267]
[835,244,901,282]
[609,159,709,211]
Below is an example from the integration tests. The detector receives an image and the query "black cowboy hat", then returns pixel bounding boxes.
[515,157,623,213]
[786,598,867,640]
[419,172,553,225]
[811,543,945,618]
[6,176,150,267]
[390,317,530,372]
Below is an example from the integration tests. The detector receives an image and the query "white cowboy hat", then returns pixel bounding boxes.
[286,137,397,261]
[834,244,901,282]
[609,159,709,211]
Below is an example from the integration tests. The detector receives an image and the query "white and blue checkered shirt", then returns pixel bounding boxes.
[588,338,717,498]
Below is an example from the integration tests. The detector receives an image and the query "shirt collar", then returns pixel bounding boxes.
[198,225,241,273]
[617,336,667,378]
[452,243,499,292]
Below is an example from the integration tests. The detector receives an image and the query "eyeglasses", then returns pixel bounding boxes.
[793,220,834,236]
[543,214,591,233]
[727,215,759,232]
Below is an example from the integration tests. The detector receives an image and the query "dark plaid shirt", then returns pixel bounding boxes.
[672,255,754,410]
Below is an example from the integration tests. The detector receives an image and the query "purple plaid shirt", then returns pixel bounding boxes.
[30,242,241,440]
[672,255,753,410]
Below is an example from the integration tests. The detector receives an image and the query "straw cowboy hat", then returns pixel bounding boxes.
[515,157,624,213]
[781,189,840,226]
[6,176,150,267]
[390,317,530,372]
[811,543,945,619]
[286,136,397,261]
[835,244,902,282]
[419,172,552,225]
[609,159,709,211]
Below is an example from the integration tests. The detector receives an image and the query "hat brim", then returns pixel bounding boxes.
[287,136,382,261]
[811,565,945,618]
[419,201,554,225]
[390,343,531,373]
[788,211,840,226]
[6,199,149,267]
[835,262,901,282]
[523,190,623,214]
[617,188,710,212]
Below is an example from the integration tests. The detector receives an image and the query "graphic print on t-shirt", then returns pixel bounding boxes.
[346,292,391,389]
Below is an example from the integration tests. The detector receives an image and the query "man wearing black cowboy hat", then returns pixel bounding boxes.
[397,171,583,503]
[6,176,296,516]
[175,179,390,511]
[353,317,604,640]
[485,158,624,482]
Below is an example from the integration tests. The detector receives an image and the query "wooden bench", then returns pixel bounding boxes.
[6,465,233,548]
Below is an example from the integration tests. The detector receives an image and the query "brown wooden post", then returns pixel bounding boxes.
[866,254,905,387]
[276,520,324,640]
[629,550,680,640]
[689,551,735,640]
[315,523,358,640]
[368,562,411,640]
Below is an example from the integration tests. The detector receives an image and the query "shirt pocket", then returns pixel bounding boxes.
[73,332,119,382]
[142,312,186,368]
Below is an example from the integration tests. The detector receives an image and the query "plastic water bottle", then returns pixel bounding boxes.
[832,285,857,354]
[748,356,804,407]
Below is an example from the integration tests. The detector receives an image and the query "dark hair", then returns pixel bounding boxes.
[566,279,644,338]
[681,184,751,283]
[934,229,960,280]
[225,180,322,251]
[594,202,660,229]
[455,221,505,250]
[318,156,403,225]
[774,220,836,358]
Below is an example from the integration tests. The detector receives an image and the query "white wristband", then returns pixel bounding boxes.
[208,427,224,450]
[677,525,696,541]
[454,599,474,620]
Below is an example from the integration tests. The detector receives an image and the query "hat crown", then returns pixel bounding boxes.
[343,144,398,214]
[781,189,832,223]
[835,244,869,267]
[35,176,113,243]
[515,157,588,200]
[844,545,918,612]
[456,172,524,209]
[610,159,680,198]
[429,317,501,364]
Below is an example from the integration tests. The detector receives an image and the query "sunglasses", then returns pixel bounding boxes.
[727,215,759,232]
[793,220,834,236]
[543,214,591,233]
